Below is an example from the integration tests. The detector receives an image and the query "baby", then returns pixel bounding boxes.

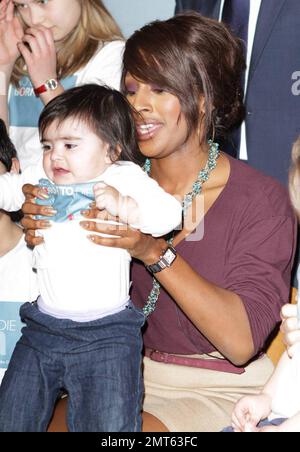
[0,85,182,432]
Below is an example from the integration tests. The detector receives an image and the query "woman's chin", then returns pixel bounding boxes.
[138,139,161,159]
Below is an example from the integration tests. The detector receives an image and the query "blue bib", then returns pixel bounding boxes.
[36,179,95,222]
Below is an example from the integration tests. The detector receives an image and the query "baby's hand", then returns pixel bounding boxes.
[94,182,120,218]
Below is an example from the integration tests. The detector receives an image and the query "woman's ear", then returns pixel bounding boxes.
[10,158,20,174]
[199,96,206,115]
[196,96,207,140]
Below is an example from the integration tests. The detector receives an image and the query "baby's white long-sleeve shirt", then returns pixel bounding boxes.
[0,161,182,321]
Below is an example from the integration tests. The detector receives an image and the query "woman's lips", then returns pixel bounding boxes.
[136,123,163,141]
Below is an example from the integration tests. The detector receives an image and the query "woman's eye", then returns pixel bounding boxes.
[124,89,135,97]
[42,144,51,152]
[37,0,49,5]
[151,85,165,94]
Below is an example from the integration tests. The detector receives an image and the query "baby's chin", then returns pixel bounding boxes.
[46,171,75,186]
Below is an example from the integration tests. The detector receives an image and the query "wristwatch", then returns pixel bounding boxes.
[34,79,59,97]
[146,245,177,274]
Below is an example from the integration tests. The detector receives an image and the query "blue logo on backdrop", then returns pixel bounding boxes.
[9,75,77,128]
[0,302,24,369]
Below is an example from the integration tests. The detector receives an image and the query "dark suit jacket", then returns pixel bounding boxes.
[175,0,300,186]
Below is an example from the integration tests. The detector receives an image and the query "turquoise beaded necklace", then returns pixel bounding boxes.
[142,140,220,317]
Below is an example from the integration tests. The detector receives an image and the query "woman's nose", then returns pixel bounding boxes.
[130,88,153,113]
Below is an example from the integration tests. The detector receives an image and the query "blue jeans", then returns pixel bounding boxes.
[0,301,145,432]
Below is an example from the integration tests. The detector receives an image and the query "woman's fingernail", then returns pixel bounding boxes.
[44,208,57,215]
[80,222,89,229]
[81,210,89,216]
[41,221,51,228]
[88,235,96,242]
[39,190,49,199]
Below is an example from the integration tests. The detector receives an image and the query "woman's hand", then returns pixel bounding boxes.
[21,183,55,247]
[0,0,24,70]
[280,303,300,358]
[18,26,57,87]
[80,210,166,265]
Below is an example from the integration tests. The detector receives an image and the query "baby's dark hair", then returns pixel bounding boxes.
[0,119,17,170]
[39,84,144,166]
[0,119,22,222]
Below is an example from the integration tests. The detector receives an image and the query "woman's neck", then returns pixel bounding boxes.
[150,143,210,197]
[0,215,23,257]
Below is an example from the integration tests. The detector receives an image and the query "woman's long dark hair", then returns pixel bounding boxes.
[122,12,246,143]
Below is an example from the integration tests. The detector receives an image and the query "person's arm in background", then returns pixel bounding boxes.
[232,351,300,432]
[0,161,44,211]
[17,24,64,105]
[0,0,63,117]
[0,0,24,127]
[281,303,300,358]
[256,351,300,432]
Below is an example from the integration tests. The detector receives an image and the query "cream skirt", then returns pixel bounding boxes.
[142,353,274,432]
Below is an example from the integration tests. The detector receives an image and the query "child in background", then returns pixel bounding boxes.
[228,137,300,433]
[0,0,124,169]
[0,84,182,432]
[0,119,38,386]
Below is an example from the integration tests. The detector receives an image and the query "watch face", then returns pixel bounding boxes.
[164,248,176,264]
[46,79,58,90]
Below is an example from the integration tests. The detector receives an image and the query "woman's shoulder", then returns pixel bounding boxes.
[227,156,293,218]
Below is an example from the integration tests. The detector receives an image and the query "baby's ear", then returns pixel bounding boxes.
[106,145,121,163]
[10,158,20,175]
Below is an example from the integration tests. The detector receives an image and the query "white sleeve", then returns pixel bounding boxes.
[0,160,44,211]
[76,40,125,91]
[102,163,182,237]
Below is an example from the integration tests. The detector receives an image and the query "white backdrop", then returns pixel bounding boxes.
[103,0,176,38]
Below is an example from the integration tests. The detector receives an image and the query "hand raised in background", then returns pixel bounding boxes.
[18,25,57,88]
[0,0,24,70]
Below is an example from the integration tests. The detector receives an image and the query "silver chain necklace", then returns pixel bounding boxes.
[142,140,220,317]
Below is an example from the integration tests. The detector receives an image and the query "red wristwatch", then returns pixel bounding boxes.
[34,79,59,97]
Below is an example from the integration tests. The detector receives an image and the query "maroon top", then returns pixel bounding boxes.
[131,156,297,356]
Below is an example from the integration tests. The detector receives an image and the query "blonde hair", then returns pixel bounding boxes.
[11,0,123,85]
[289,137,300,219]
